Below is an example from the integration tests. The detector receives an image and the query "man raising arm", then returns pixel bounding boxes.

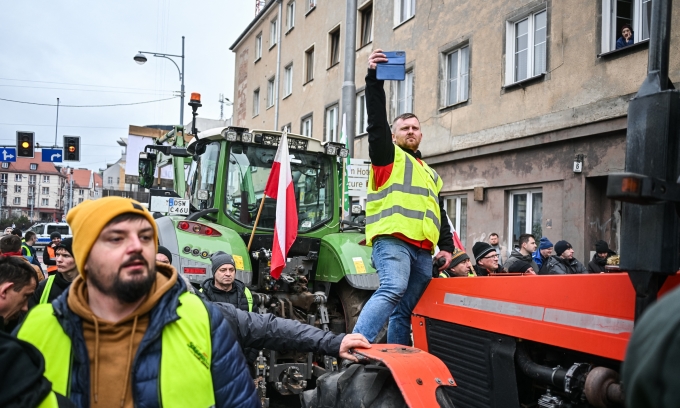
[352,49,455,345]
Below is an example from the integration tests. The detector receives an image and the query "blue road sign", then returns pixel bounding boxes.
[42,149,63,163]
[1,148,16,162]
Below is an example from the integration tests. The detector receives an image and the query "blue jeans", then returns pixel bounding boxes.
[353,236,432,345]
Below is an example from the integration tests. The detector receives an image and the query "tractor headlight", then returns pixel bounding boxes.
[324,144,338,156]
[338,148,349,158]
[242,132,253,143]
[225,131,238,141]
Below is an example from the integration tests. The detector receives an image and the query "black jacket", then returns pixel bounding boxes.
[0,318,75,407]
[365,68,454,253]
[28,272,72,309]
[539,255,587,275]
[200,278,250,311]
[587,254,609,273]
[504,250,539,273]
[43,244,57,267]
[214,302,345,358]
[474,264,501,276]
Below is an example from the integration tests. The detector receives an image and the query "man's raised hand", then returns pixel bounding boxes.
[368,49,388,70]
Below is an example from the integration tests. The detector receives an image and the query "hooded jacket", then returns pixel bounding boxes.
[539,255,587,275]
[201,278,250,312]
[504,250,539,273]
[587,253,609,273]
[16,262,258,408]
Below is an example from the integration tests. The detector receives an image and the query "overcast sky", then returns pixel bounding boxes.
[0,1,253,171]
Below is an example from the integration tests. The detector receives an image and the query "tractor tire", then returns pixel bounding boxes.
[301,364,455,408]
[334,280,387,343]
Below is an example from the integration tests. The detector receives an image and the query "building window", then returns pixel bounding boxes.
[329,27,341,66]
[0,174,6,183]
[117,177,120,185]
[79,198,84,204]
[443,195,468,248]
[42,187,49,195]
[325,104,339,142]
[443,45,470,107]
[396,69,414,115]
[508,189,543,253]
[301,114,313,137]
[356,91,368,135]
[42,198,49,206]
[255,33,262,60]
[15,174,22,182]
[281,123,292,132]
[1,163,8,169]
[28,185,34,194]
[360,3,373,47]
[286,1,295,31]
[601,0,651,53]
[267,77,276,108]
[28,175,35,184]
[253,88,260,116]
[270,17,278,47]
[79,189,84,196]
[505,9,547,84]
[30,163,37,171]
[13,197,20,205]
[284,64,293,97]
[43,176,50,183]
[14,185,21,193]
[304,46,315,83]
[107,176,113,184]
[395,0,415,25]
[307,0,316,12]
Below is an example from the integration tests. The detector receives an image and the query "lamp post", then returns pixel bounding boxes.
[134,36,185,126]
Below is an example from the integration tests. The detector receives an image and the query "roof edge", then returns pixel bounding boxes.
[229,0,279,51]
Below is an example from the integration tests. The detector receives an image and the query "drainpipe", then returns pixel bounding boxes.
[274,0,283,130]
[341,0,358,156]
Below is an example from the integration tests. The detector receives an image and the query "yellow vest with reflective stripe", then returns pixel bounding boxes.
[17,292,215,408]
[366,147,443,249]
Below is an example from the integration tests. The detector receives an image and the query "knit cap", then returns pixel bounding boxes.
[538,237,553,250]
[211,251,235,274]
[66,197,157,277]
[157,245,172,264]
[55,238,74,257]
[50,231,62,240]
[554,240,572,256]
[449,248,470,268]
[472,242,496,262]
[513,260,534,273]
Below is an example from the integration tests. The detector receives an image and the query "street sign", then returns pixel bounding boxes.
[1,148,17,162]
[42,148,63,163]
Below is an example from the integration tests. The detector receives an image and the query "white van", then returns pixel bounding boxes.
[26,222,72,248]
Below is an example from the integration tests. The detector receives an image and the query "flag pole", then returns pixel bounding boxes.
[247,196,267,251]
[340,113,347,219]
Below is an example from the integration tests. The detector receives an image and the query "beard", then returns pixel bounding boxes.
[89,253,156,304]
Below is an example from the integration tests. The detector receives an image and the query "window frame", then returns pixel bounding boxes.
[394,0,416,27]
[253,88,261,116]
[13,197,20,205]
[504,7,547,86]
[43,175,50,183]
[329,26,341,67]
[15,174,22,182]
[1,163,8,169]
[270,17,278,49]
[395,69,414,116]
[0,173,7,183]
[42,187,49,195]
[284,63,293,97]
[441,45,470,108]
[30,163,37,171]
[324,103,339,143]
[301,113,313,137]
[601,0,651,53]
[14,185,21,193]
[307,0,316,13]
[304,46,315,83]
[267,77,276,109]
[356,90,368,135]
[359,2,373,47]
[286,1,295,32]
[41,198,49,206]
[255,33,263,61]
[442,194,468,248]
[508,189,543,256]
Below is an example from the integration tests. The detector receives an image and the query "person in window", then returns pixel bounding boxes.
[616,24,634,49]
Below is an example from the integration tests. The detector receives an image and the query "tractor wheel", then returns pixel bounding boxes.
[301,364,455,408]
[334,280,387,343]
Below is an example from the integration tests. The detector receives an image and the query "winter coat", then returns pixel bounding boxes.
[504,250,539,273]
[539,255,587,275]
[17,274,258,408]
[214,302,345,358]
[587,254,609,273]
[474,264,500,276]
[29,272,72,308]
[201,278,250,312]
[616,35,635,49]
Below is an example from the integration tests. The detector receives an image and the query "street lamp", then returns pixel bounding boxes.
[134,36,185,126]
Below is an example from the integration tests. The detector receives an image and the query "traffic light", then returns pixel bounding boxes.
[63,136,80,161]
[16,131,35,158]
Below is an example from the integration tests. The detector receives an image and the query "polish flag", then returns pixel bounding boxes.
[444,215,465,252]
[264,132,298,279]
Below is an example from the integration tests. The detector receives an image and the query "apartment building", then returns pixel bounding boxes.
[231,0,680,258]
[61,168,103,209]
[0,152,65,221]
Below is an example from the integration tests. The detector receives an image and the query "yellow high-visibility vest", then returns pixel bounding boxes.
[366,146,443,250]
[17,292,215,408]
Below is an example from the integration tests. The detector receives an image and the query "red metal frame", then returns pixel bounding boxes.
[354,344,455,408]
[412,273,680,361]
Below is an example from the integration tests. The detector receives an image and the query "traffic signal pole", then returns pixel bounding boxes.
[607,0,680,321]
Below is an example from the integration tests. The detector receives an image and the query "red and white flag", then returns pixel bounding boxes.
[263,132,298,279]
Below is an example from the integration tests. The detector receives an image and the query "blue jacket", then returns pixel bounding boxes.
[44,276,259,408]
[616,35,634,49]
[533,249,547,270]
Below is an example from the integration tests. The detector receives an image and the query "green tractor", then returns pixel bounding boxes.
[138,123,379,403]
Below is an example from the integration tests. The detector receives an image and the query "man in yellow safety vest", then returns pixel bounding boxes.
[352,49,456,345]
